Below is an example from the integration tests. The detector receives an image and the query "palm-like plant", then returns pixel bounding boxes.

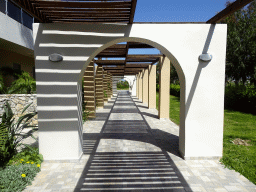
[0,101,38,167]
[0,75,6,94]
[7,71,36,94]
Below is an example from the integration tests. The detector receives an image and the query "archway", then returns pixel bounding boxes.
[34,23,226,160]
[78,37,186,158]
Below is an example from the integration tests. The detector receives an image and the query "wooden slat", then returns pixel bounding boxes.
[95,60,126,65]
[129,0,137,24]
[206,0,253,23]
[32,1,131,8]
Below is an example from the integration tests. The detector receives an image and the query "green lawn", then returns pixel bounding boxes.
[156,92,256,185]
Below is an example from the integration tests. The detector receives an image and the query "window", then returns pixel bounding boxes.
[7,1,21,23]
[22,10,33,30]
[0,0,6,14]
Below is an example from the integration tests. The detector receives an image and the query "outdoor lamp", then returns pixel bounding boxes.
[49,53,63,62]
[199,53,212,62]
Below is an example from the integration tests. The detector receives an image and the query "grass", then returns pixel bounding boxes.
[156,92,256,185]
[117,88,129,90]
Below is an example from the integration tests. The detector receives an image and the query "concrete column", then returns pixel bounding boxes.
[148,64,156,109]
[136,74,139,98]
[158,56,170,119]
[107,72,111,99]
[142,68,149,104]
[95,65,104,108]
[83,62,95,118]
[138,72,143,100]
[103,71,108,103]
[110,74,113,96]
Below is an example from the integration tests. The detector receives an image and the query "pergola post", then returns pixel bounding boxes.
[158,56,170,119]
[110,73,113,97]
[136,74,139,98]
[83,61,96,118]
[138,72,143,100]
[95,65,104,108]
[148,64,156,109]
[142,67,149,104]
[107,73,111,99]
[103,71,108,103]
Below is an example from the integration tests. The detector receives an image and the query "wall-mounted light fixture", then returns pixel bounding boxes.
[49,53,63,62]
[199,53,212,62]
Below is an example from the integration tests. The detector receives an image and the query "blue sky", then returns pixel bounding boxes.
[134,0,227,22]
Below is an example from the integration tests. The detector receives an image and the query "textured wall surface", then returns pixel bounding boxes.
[0,94,38,125]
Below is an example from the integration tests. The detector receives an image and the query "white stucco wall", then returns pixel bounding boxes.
[33,23,227,160]
[0,12,33,51]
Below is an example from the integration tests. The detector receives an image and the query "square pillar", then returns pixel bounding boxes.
[158,56,170,119]
[148,64,156,109]
[138,72,143,100]
[107,73,111,99]
[110,74,113,96]
[142,68,149,104]
[136,74,139,98]
[103,71,108,103]
[95,65,104,108]
[83,62,96,118]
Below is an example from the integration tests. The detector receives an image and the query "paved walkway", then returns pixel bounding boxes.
[23,91,256,192]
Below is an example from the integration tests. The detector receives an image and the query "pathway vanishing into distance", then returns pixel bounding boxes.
[23,91,256,192]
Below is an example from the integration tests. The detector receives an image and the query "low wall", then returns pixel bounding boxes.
[0,94,38,126]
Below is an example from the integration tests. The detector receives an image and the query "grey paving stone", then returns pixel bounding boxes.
[23,91,256,192]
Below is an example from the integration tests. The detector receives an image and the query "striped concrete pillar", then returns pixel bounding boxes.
[103,71,108,102]
[95,65,104,108]
[136,74,139,98]
[83,62,95,118]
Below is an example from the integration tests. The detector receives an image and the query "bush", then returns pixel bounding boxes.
[0,101,38,167]
[170,84,180,97]
[0,163,41,192]
[225,84,256,114]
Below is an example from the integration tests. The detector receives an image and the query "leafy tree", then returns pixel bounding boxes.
[221,0,256,85]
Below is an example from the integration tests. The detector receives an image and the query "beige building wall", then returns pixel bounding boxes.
[0,49,35,87]
[148,64,156,109]
[158,56,170,119]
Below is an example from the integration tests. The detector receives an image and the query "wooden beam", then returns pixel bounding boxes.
[129,0,137,24]
[94,60,126,65]
[31,1,131,8]
[206,0,253,23]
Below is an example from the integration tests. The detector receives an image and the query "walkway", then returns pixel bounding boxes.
[24,91,256,192]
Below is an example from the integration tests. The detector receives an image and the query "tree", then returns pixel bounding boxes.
[221,0,256,85]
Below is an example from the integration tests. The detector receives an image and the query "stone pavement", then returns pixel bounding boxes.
[23,91,256,192]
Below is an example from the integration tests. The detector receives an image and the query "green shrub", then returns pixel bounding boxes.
[0,163,41,192]
[6,146,43,167]
[170,84,180,97]
[6,71,36,94]
[0,101,38,167]
[156,84,159,92]
[225,84,256,114]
